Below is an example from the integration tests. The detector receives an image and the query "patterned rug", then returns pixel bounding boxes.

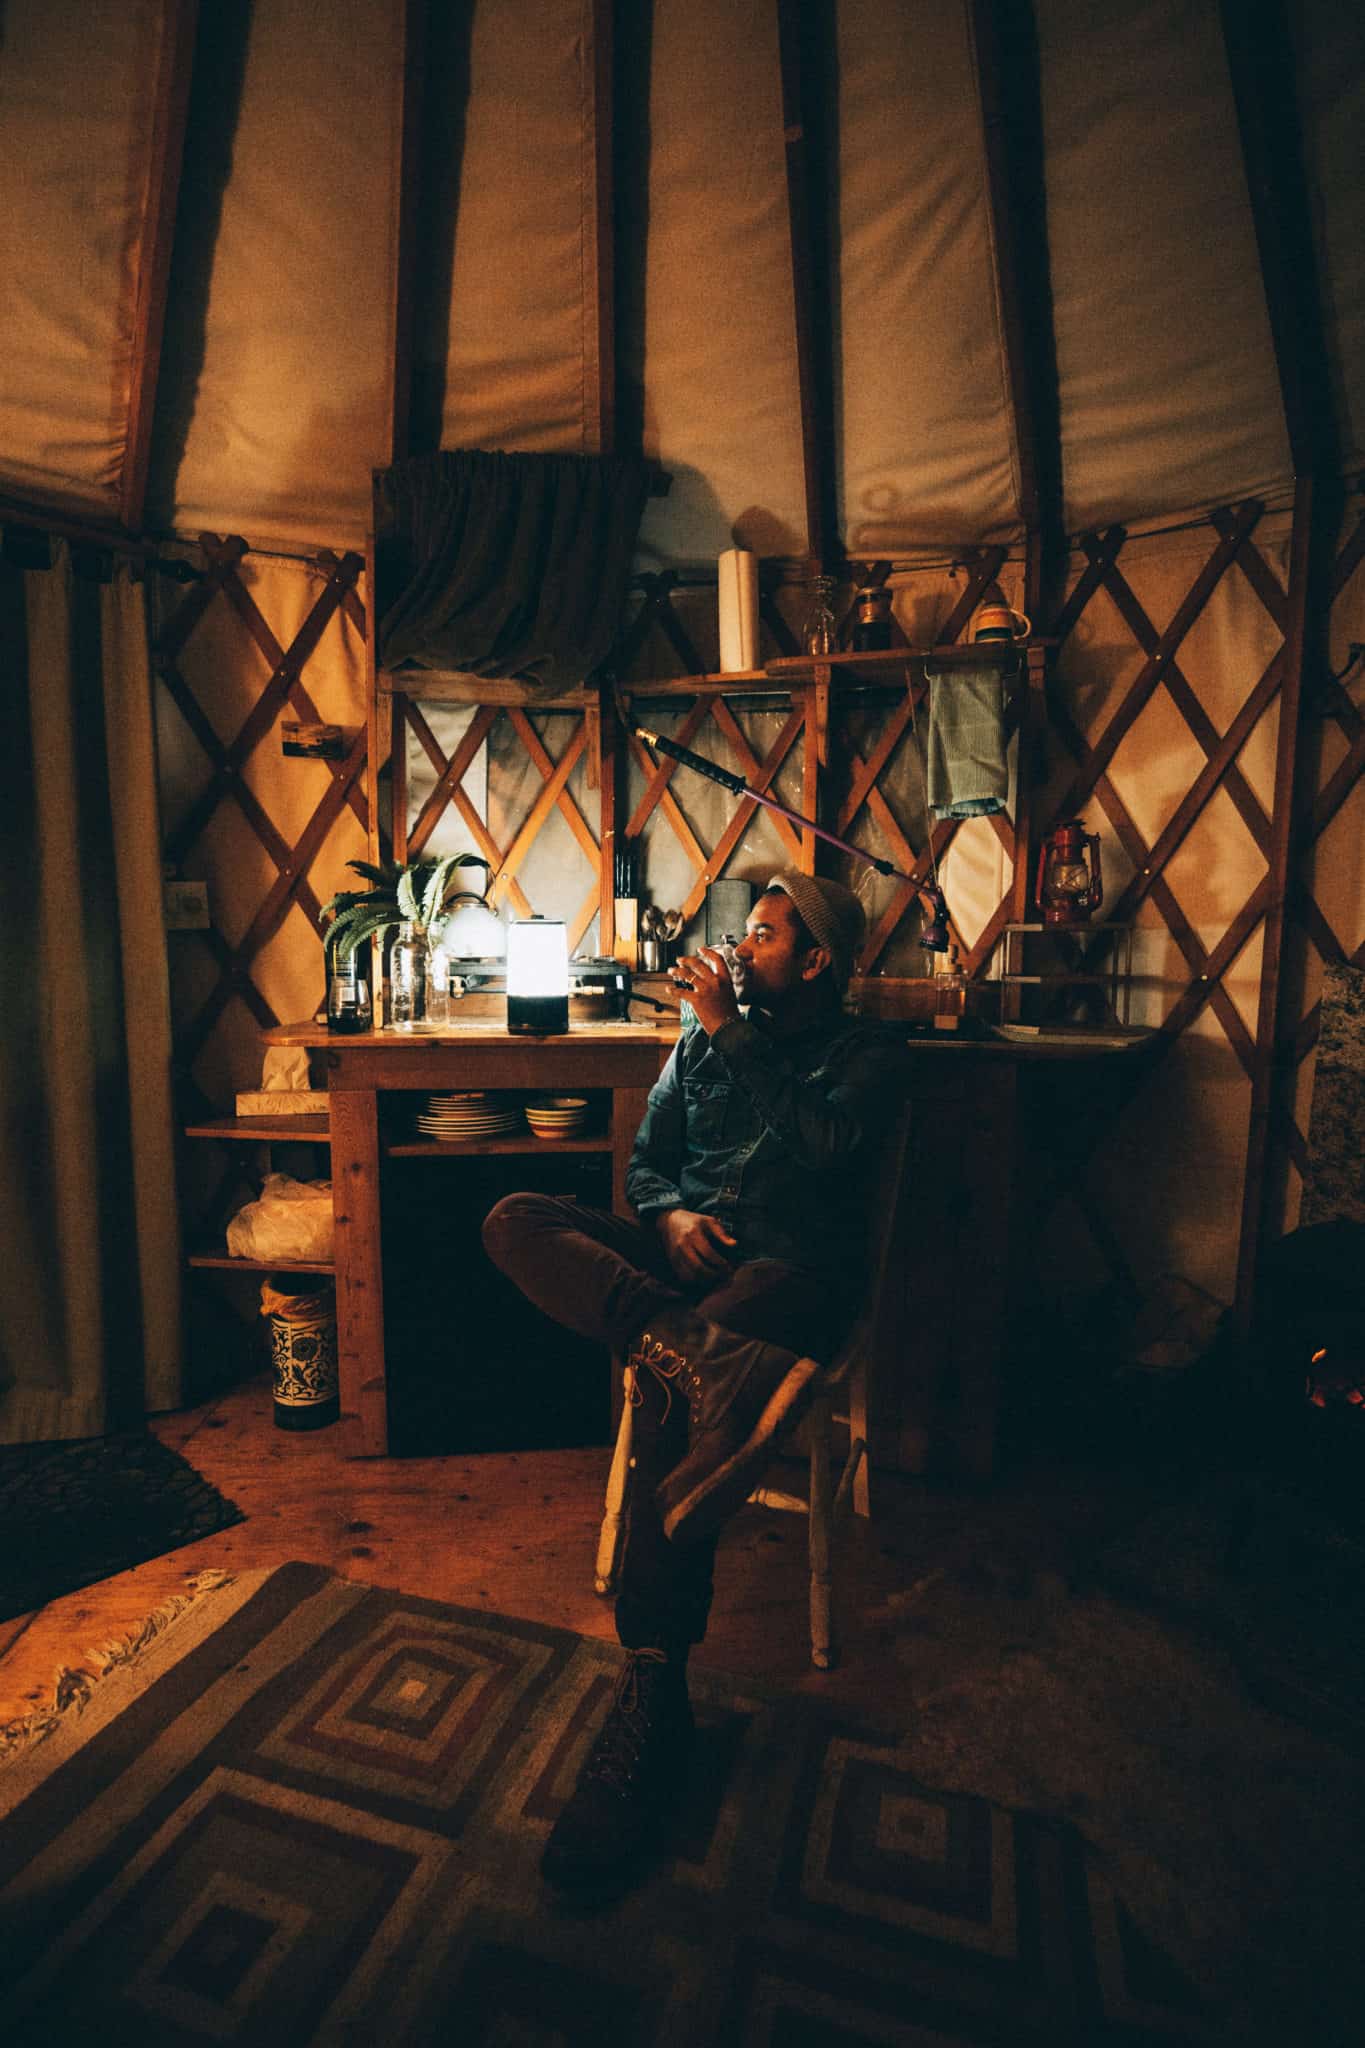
[0,1431,244,1623]
[0,1564,1222,2046]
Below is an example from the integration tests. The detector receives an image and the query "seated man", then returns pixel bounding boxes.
[481,870,899,1901]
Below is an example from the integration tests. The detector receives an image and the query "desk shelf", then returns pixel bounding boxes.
[186,1249,335,1275]
[183,1115,330,1145]
[385,1135,612,1158]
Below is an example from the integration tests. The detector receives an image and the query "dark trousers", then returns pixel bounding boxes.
[481,1194,847,1651]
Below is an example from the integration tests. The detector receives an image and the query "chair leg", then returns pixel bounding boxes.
[807,1396,835,1669]
[594,1370,635,1595]
[847,1352,871,1519]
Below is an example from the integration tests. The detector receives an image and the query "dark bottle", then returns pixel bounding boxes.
[266,1275,340,1430]
[325,950,373,1033]
[851,586,894,652]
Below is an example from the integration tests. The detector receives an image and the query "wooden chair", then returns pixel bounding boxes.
[594,1102,912,1668]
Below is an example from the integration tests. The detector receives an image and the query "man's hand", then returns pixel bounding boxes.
[669,946,740,1035]
[657,1208,738,1283]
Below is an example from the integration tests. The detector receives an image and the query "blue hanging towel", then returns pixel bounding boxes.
[925,664,1009,819]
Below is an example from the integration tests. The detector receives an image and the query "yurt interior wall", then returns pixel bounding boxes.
[3,0,1363,1409]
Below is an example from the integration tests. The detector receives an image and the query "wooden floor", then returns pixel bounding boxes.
[0,1375,1142,1733]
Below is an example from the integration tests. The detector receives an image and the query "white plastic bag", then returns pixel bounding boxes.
[226,1174,334,1263]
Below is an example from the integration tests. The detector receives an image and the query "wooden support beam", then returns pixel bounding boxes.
[387,0,429,466]
[120,0,198,533]
[968,0,1065,627]
[1219,0,1340,481]
[776,0,839,570]
[588,0,617,456]
[1235,477,1319,1324]
[596,679,618,955]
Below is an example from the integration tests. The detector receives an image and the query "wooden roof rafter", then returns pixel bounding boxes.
[120,0,199,533]
[968,0,1066,626]
[1218,1,1344,1318]
[386,0,429,467]
[775,0,840,575]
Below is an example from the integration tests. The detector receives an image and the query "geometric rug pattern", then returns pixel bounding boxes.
[0,1563,1225,2045]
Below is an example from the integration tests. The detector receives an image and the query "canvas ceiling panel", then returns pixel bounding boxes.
[1039,0,1292,530]
[437,0,601,456]
[631,0,807,567]
[169,0,401,548]
[1294,0,1365,473]
[838,0,1019,550]
[0,0,164,509]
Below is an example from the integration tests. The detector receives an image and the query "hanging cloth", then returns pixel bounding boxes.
[376,448,653,693]
[0,539,183,1443]
[924,663,1009,819]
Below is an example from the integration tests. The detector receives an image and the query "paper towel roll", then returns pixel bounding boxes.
[717,548,759,673]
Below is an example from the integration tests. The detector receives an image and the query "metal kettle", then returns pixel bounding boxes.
[1035,821,1103,926]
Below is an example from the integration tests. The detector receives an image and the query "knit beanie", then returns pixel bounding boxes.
[765,870,866,989]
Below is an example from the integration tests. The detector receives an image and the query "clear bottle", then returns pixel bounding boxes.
[388,922,425,1029]
[802,574,838,657]
[933,944,968,1030]
[425,938,451,1027]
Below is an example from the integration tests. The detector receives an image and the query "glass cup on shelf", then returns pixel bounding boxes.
[326,953,372,1034]
[801,574,838,657]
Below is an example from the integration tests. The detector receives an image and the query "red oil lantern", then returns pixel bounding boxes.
[1035,821,1103,926]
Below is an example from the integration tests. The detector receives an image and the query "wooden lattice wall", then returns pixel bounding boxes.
[153,490,1365,1330]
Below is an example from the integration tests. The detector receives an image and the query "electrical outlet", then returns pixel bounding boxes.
[164,878,210,930]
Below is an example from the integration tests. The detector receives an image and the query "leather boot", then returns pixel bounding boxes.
[540,1648,693,1902]
[631,1308,827,1546]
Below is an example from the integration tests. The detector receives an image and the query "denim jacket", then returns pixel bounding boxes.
[625,1008,904,1283]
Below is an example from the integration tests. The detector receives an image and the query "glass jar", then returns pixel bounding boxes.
[388,922,426,1029]
[852,585,893,652]
[801,574,838,657]
[425,939,451,1027]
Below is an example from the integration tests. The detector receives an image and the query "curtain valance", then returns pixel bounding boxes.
[376,449,652,692]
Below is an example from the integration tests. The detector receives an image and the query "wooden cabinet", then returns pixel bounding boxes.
[263,1019,674,1457]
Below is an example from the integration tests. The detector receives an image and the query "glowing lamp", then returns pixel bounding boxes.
[507,916,569,1034]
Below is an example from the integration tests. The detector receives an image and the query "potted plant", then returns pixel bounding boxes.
[320,853,491,1026]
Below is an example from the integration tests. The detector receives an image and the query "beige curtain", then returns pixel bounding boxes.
[0,539,182,1443]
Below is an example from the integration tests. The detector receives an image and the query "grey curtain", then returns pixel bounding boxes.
[376,448,652,691]
[0,538,182,1443]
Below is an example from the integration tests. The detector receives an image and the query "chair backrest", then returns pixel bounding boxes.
[845,1095,915,1342]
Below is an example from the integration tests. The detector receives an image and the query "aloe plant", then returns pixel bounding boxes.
[319,852,490,962]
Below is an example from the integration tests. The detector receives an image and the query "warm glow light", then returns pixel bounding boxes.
[507,917,569,998]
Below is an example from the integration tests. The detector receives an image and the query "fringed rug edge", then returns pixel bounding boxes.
[0,1567,257,1784]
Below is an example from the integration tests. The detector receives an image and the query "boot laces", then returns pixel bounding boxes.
[626,1335,697,1426]
[583,1648,673,1794]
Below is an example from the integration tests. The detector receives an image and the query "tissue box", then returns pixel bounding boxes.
[234,1090,330,1117]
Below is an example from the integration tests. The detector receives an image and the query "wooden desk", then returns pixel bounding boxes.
[266,1018,675,1456]
[884,1031,1157,1476]
[266,1018,1152,1472]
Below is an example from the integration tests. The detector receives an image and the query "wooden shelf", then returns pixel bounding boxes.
[765,643,1035,682]
[183,1115,330,1143]
[378,640,1044,708]
[187,1250,335,1274]
[385,1134,611,1158]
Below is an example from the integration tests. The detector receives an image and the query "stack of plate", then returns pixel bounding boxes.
[414,1091,524,1140]
[525,1095,590,1139]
